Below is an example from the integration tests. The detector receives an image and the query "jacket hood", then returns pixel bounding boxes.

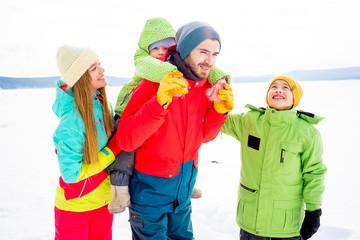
[52,80,75,118]
[137,18,176,53]
[245,104,324,125]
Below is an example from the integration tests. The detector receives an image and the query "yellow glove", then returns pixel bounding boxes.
[213,83,234,114]
[157,72,188,109]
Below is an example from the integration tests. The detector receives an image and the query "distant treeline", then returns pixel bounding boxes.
[0,76,130,89]
[1,66,360,89]
[232,66,360,83]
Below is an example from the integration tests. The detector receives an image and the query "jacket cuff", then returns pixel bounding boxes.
[306,203,321,212]
[147,95,168,117]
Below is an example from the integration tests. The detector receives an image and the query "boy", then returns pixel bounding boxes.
[107,18,230,213]
[221,76,327,240]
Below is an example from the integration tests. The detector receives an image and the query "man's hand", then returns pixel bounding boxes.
[213,83,234,114]
[157,72,188,109]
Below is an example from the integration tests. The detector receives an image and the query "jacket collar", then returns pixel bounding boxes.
[264,106,297,126]
[245,104,323,126]
[164,46,204,81]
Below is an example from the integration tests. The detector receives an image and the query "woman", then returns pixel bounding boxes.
[53,45,120,239]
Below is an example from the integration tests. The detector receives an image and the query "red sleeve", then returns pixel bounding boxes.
[115,80,168,151]
[202,105,227,143]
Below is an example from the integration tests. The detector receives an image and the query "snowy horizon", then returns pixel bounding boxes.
[0,80,359,239]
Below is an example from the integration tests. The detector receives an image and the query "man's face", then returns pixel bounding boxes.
[184,39,220,79]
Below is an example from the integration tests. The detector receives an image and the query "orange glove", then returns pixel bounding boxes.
[157,72,188,109]
[213,83,234,114]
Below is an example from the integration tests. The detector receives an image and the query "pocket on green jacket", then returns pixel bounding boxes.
[271,199,304,233]
[237,184,257,229]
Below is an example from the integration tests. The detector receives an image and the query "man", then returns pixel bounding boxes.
[115,21,234,239]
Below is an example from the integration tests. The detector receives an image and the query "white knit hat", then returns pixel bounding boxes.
[56,45,98,87]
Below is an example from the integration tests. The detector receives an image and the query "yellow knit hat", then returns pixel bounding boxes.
[265,75,303,107]
[56,45,98,87]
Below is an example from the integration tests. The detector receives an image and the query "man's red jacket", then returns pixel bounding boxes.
[116,76,227,179]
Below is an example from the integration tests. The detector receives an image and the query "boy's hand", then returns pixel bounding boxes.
[213,83,234,114]
[157,72,188,109]
[300,209,322,240]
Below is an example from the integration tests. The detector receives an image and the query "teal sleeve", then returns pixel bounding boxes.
[54,123,84,183]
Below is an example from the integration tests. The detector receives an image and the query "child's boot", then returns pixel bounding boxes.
[108,185,131,214]
[191,187,202,199]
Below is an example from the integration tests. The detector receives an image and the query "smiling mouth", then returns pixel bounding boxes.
[200,65,211,71]
[273,94,285,100]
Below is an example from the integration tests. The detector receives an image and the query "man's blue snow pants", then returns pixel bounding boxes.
[128,204,194,240]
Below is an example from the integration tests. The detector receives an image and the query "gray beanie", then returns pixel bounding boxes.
[176,21,221,60]
[148,37,176,52]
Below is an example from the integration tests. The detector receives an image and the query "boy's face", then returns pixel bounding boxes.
[267,80,294,110]
[184,39,220,79]
[149,46,169,59]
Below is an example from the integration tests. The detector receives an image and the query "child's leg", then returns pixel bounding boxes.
[106,116,134,213]
[107,151,134,213]
[114,79,140,116]
[190,187,202,199]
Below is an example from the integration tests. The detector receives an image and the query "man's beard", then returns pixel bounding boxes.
[183,56,212,80]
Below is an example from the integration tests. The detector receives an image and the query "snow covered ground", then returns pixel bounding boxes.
[0,80,359,239]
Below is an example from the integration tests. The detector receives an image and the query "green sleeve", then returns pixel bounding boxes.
[134,49,178,83]
[208,66,231,86]
[114,48,177,116]
[115,48,231,116]
[302,130,327,211]
[114,76,141,116]
[76,147,116,181]
[220,113,244,141]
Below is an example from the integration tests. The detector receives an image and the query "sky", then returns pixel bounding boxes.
[1,0,360,78]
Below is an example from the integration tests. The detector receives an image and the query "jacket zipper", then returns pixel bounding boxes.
[99,118,108,140]
[78,179,87,198]
[128,214,138,222]
[240,183,256,193]
[280,149,284,163]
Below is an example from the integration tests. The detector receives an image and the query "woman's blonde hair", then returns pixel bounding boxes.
[72,71,113,165]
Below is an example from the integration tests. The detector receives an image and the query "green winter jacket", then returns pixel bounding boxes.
[114,18,230,116]
[221,104,327,238]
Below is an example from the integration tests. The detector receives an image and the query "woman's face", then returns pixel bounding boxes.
[88,60,107,95]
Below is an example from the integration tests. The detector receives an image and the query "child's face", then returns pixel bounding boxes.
[267,80,294,110]
[149,46,169,59]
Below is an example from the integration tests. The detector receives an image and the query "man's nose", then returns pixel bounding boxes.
[205,55,216,66]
